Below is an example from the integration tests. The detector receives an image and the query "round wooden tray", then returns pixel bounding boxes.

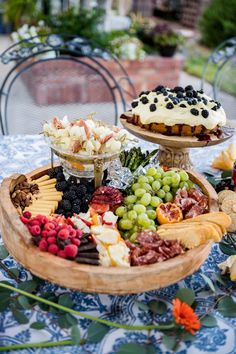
[120,116,234,169]
[0,165,218,295]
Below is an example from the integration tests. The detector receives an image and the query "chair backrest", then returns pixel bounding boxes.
[201,37,236,103]
[0,34,136,135]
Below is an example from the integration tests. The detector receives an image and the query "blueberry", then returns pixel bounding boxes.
[186,90,193,98]
[212,106,217,111]
[190,108,199,116]
[185,85,194,91]
[164,97,169,102]
[141,97,149,104]
[201,109,209,118]
[154,98,158,103]
[191,99,197,105]
[155,85,164,91]
[139,91,145,97]
[166,102,174,109]
[174,86,184,92]
[192,90,198,98]
[149,104,156,112]
[180,104,186,108]
[177,92,184,98]
[198,89,204,94]
[131,101,139,108]
[163,91,168,96]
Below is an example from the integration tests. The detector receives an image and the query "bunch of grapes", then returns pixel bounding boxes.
[115,167,194,241]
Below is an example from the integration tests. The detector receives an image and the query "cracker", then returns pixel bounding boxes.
[218,190,236,204]
[221,198,236,214]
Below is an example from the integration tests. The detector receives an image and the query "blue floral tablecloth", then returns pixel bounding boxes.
[0,135,236,354]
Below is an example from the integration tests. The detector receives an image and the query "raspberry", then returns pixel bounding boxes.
[47,237,56,244]
[47,230,57,238]
[71,238,81,246]
[41,230,48,238]
[20,216,30,224]
[64,244,78,258]
[29,219,41,226]
[48,244,59,254]
[57,250,66,258]
[44,222,55,231]
[35,215,48,225]
[30,225,41,236]
[22,211,31,219]
[76,229,83,238]
[58,229,69,240]
[39,239,48,251]
[69,229,77,238]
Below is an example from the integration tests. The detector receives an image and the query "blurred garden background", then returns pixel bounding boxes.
[0,0,235,133]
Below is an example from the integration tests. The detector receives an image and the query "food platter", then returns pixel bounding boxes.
[0,165,218,295]
[120,115,234,169]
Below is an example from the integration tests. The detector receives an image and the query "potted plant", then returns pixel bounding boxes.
[153,23,184,57]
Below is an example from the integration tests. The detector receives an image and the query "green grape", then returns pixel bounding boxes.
[115,206,126,217]
[163,185,170,192]
[156,167,164,175]
[123,212,128,219]
[179,170,189,181]
[163,170,175,177]
[154,172,162,180]
[149,219,156,226]
[171,173,181,185]
[162,176,172,185]
[119,219,133,230]
[146,205,155,211]
[122,231,131,240]
[132,183,141,192]
[127,210,138,220]
[147,209,156,220]
[165,192,173,202]
[187,180,195,188]
[125,195,137,204]
[149,225,156,231]
[127,204,133,211]
[157,189,166,199]
[140,182,153,192]
[180,181,189,189]
[152,180,161,192]
[171,187,179,196]
[140,193,152,206]
[171,182,180,188]
[150,196,162,208]
[138,216,151,228]
[138,175,149,184]
[147,176,154,183]
[133,204,146,214]
[147,167,157,176]
[134,188,146,198]
[130,233,138,242]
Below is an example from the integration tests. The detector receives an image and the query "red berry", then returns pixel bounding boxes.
[48,244,59,254]
[41,230,48,238]
[55,225,61,232]
[22,211,31,219]
[76,229,83,238]
[47,230,57,238]
[30,225,41,236]
[64,244,78,258]
[29,219,41,226]
[69,229,77,238]
[44,222,55,231]
[57,250,66,258]
[58,229,69,240]
[67,218,74,227]
[47,237,56,244]
[36,215,48,224]
[20,216,30,224]
[39,239,48,251]
[71,238,81,246]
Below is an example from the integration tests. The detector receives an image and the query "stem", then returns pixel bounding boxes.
[0,260,20,283]
[0,283,175,331]
[0,340,73,352]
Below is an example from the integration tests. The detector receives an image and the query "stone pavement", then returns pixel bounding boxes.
[0,35,235,134]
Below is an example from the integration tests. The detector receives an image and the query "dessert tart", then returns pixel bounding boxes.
[122,85,227,137]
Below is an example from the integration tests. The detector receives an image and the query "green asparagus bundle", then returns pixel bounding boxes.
[120,147,158,172]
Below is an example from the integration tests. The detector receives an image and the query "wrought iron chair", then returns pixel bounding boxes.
[0,34,136,135]
[201,37,236,102]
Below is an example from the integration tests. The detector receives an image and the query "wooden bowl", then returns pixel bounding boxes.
[0,165,218,295]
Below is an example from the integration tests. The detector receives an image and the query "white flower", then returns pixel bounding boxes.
[38,20,45,27]
[11,32,19,42]
[219,255,236,281]
[29,26,37,37]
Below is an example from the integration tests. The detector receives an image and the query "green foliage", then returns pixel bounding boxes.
[217,296,236,317]
[219,234,236,256]
[30,321,46,330]
[201,315,217,327]
[148,300,167,315]
[154,32,184,47]
[201,274,216,292]
[199,0,236,48]
[71,325,81,345]
[87,322,110,343]
[176,288,195,306]
[0,245,9,259]
[162,335,176,351]
[3,0,38,29]
[116,343,156,354]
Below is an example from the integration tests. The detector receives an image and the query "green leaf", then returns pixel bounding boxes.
[221,170,232,178]
[65,313,77,326]
[201,274,216,292]
[87,322,110,343]
[71,325,81,345]
[0,297,10,312]
[30,321,46,330]
[58,293,73,308]
[17,295,31,309]
[182,332,196,342]
[0,245,9,259]
[218,296,236,317]
[214,273,227,286]
[116,343,156,354]
[176,288,195,306]
[136,301,149,311]
[18,280,37,293]
[201,314,217,327]
[10,268,20,278]
[162,335,176,351]
[148,300,167,315]
[219,242,236,256]
[12,309,29,324]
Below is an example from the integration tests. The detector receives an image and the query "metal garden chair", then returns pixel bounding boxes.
[0,34,136,135]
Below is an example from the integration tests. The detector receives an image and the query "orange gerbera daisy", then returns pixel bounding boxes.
[172,298,201,335]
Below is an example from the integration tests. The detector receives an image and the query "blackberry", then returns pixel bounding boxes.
[61,200,72,211]
[84,194,92,204]
[47,168,56,178]
[55,181,68,192]
[68,176,77,184]
[76,184,87,196]
[87,185,95,194]
[56,173,65,182]
[63,190,77,201]
[56,208,64,215]
[65,211,73,218]
[70,185,79,192]
[73,198,81,206]
[72,205,81,214]
[54,166,63,174]
[80,204,88,213]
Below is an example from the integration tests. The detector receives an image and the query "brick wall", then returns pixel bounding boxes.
[20,55,184,105]
[180,0,211,28]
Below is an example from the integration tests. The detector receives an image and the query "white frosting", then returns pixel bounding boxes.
[131,90,226,130]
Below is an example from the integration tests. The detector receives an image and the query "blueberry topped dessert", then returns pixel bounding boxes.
[123,85,226,136]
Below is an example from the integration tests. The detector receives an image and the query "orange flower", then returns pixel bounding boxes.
[172,298,201,335]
